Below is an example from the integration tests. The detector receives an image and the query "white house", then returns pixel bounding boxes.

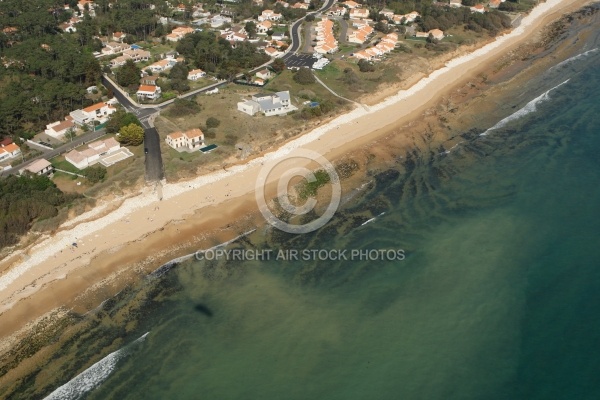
[256,20,272,34]
[428,29,444,40]
[136,85,162,100]
[470,4,486,13]
[165,128,205,152]
[166,26,195,41]
[110,55,129,68]
[65,137,120,169]
[44,118,76,139]
[188,69,206,80]
[210,15,233,28]
[21,159,53,176]
[403,11,420,22]
[237,91,296,116]
[255,68,273,80]
[69,102,117,126]
[101,41,127,55]
[342,0,360,9]
[328,6,347,16]
[122,49,151,63]
[349,8,369,19]
[146,58,176,73]
[258,10,282,22]
[112,31,126,42]
[264,46,283,57]
[0,143,21,162]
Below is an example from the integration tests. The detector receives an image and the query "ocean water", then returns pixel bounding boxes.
[40,48,600,399]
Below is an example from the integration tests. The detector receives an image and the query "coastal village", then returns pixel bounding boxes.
[0,0,518,178]
[0,0,520,240]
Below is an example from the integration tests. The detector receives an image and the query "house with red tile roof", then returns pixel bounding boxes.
[188,69,206,80]
[314,17,339,54]
[0,143,21,162]
[166,26,195,42]
[470,4,486,13]
[136,85,162,100]
[165,129,205,152]
[69,102,117,126]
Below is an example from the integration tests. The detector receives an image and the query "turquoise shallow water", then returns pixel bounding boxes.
[45,48,600,400]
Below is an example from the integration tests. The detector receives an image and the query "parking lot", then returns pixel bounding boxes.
[283,54,316,70]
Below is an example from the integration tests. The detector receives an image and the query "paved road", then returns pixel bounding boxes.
[102,76,165,181]
[2,129,107,177]
[101,76,158,128]
[335,16,349,45]
[283,0,336,61]
[143,127,164,181]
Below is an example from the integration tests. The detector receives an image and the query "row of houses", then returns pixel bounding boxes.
[352,32,397,61]
[450,0,505,12]
[378,10,421,25]
[110,48,152,68]
[314,17,338,54]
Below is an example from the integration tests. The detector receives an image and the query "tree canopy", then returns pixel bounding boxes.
[0,174,78,248]
[115,60,141,88]
[294,67,315,85]
[118,123,144,146]
[106,109,141,133]
[176,31,270,80]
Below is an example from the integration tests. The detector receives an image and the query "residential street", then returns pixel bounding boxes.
[2,129,107,177]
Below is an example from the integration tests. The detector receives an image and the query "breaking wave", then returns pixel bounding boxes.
[44,332,149,400]
[480,79,570,136]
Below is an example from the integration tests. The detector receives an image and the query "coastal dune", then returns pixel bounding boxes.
[0,0,591,343]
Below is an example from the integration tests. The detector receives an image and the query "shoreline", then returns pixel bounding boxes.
[0,0,593,351]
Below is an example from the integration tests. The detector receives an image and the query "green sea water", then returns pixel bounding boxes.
[42,47,600,399]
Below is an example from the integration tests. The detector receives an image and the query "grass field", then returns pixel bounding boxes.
[155,75,350,180]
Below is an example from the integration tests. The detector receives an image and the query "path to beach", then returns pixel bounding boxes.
[0,0,591,336]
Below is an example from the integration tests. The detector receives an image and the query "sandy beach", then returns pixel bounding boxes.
[0,0,592,347]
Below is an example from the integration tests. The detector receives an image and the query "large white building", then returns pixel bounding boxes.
[237,91,296,116]
[69,102,117,127]
[65,137,121,169]
[165,129,205,152]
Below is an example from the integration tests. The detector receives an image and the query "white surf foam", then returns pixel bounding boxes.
[360,212,386,227]
[44,332,149,400]
[480,78,570,136]
[150,228,257,276]
[548,48,599,71]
